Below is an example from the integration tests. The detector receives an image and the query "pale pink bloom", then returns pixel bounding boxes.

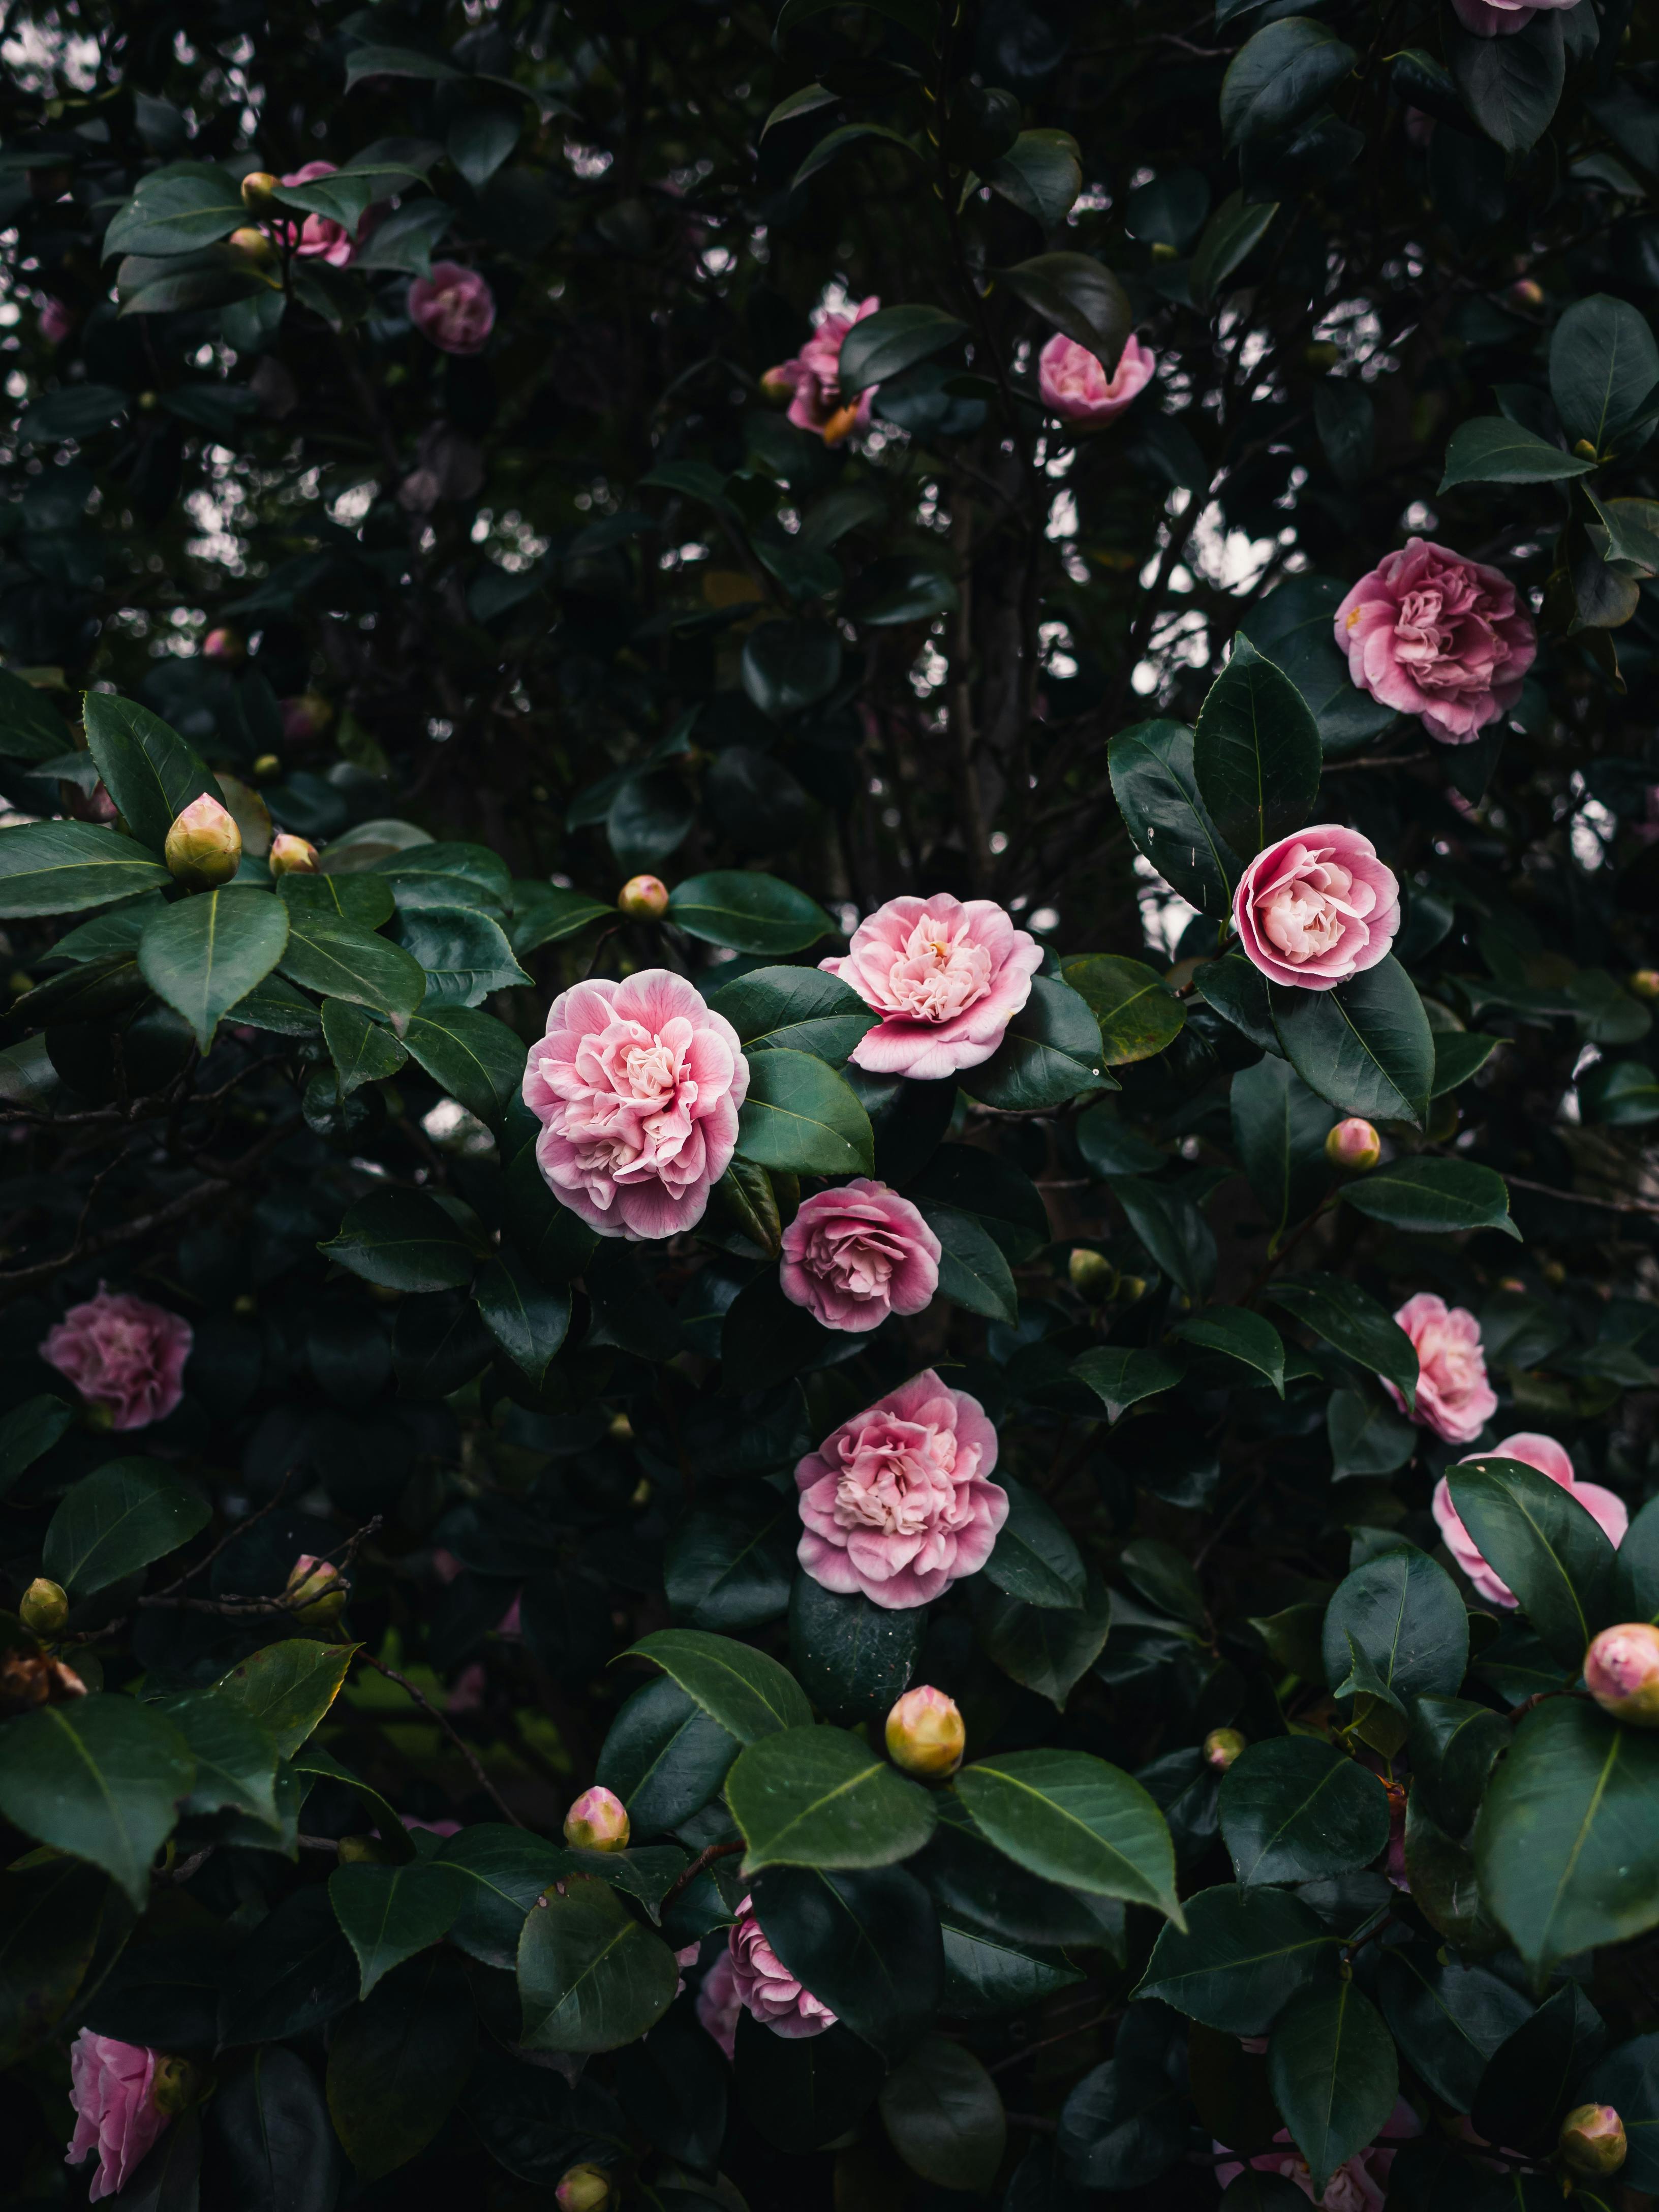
[66,2033,170,2202]
[278,161,360,266]
[822,893,1042,1080]
[1216,2099,1421,2212]
[41,1286,192,1430]
[1382,1293,1496,1445]
[1434,1430,1629,1608]
[39,297,73,345]
[1233,825,1400,992]
[696,1949,741,2061]
[1037,331,1155,426]
[1451,0,1575,31]
[728,1895,837,2039]
[763,296,879,445]
[408,262,496,355]
[1334,538,1537,744]
[779,1178,941,1332]
[523,970,748,1242]
[401,1814,462,1837]
[795,1369,1007,1609]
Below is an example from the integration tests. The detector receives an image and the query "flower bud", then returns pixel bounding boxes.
[269,832,320,878]
[1068,1246,1114,1300]
[164,793,242,890]
[1325,1117,1381,1171]
[201,625,244,662]
[150,2057,199,2116]
[283,1552,347,1627]
[1631,969,1659,1001]
[1584,1622,1659,1727]
[240,170,281,212]
[564,1785,630,1852]
[1204,1727,1246,1772]
[227,226,275,264]
[252,753,281,780]
[1573,437,1601,462]
[281,692,332,744]
[1559,2104,1626,2177]
[556,2166,613,2212]
[759,365,796,406]
[884,1685,966,1779]
[336,1833,396,1865]
[1508,277,1545,310]
[617,873,669,919]
[20,1577,68,1634]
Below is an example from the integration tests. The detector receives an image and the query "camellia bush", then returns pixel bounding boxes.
[8,0,1659,2207]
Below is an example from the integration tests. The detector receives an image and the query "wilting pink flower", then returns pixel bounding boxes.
[779,1179,941,1333]
[1434,1430,1628,1607]
[1334,538,1537,744]
[1382,1293,1496,1445]
[276,161,367,266]
[1038,331,1155,426]
[66,2033,170,2202]
[696,1949,742,2061]
[728,1895,837,2039]
[822,893,1043,1081]
[41,1286,192,1430]
[763,296,879,445]
[1451,0,1575,32]
[408,262,496,355]
[1233,825,1400,991]
[1217,2099,1421,2212]
[523,970,748,1241]
[39,296,73,345]
[795,1369,1007,1609]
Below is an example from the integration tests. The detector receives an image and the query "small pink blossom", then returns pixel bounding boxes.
[1383,1293,1497,1445]
[1434,1430,1629,1607]
[41,1286,192,1431]
[1217,2099,1421,2212]
[1233,825,1401,992]
[523,970,748,1242]
[39,297,73,345]
[763,296,879,445]
[1451,0,1575,32]
[1037,331,1155,426]
[795,1369,1007,1609]
[728,1895,837,2039]
[408,262,496,355]
[1334,537,1537,744]
[821,893,1043,1081]
[696,1949,742,2060]
[276,162,365,267]
[779,1178,941,1333]
[66,2033,170,2202]
[401,1814,462,1837]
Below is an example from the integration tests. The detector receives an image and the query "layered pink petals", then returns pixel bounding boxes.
[822,893,1042,1080]
[1334,537,1537,744]
[779,1178,941,1332]
[278,161,363,266]
[66,2033,170,2203]
[764,296,879,445]
[696,1949,742,2061]
[1233,825,1400,991]
[41,1286,192,1430]
[523,969,748,1242]
[1037,331,1155,425]
[728,1896,837,2039]
[795,1369,1007,1609]
[1434,1429,1629,1607]
[408,261,496,355]
[1217,2100,1421,2212]
[1382,1293,1497,1445]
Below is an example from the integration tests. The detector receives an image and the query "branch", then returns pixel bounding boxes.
[354,1648,528,1830]
[659,1835,744,1911]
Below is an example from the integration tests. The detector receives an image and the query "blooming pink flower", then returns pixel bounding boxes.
[779,1178,941,1333]
[696,1948,742,2061]
[1433,1430,1629,1607]
[795,1369,1007,1609]
[1382,1293,1497,1445]
[276,162,364,266]
[39,296,73,345]
[728,1895,837,2039]
[821,893,1043,1081]
[408,262,496,356]
[763,296,879,445]
[1217,2099,1421,2212]
[41,1286,192,1430]
[1233,825,1400,992]
[66,2033,170,2202]
[1451,0,1575,32]
[523,970,748,1242]
[1037,331,1155,426]
[1334,538,1537,745]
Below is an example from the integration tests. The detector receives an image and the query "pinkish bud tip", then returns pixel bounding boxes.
[884,1685,966,1779]
[617,873,670,919]
[555,2165,613,2212]
[1326,1117,1381,1171]
[1559,2103,1626,2177]
[1204,1727,1246,1772]
[1585,1622,1659,1728]
[563,1785,630,1852]
[164,793,242,889]
[201,627,244,663]
[284,1552,347,1624]
[269,832,320,878]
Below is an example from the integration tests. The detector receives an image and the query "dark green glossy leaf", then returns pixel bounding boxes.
[838,304,968,396]
[1438,415,1593,493]
[1338,1156,1517,1238]
[433,1825,565,1969]
[982,1473,1086,1608]
[922,1202,1019,1322]
[727,1723,938,1871]
[0,1693,192,1909]
[327,1949,477,2178]
[1108,718,1240,916]
[734,1047,874,1176]
[958,975,1106,1110]
[954,1747,1180,1918]
[1072,1343,1185,1421]
[750,1864,943,2060]
[320,997,406,1096]
[1271,956,1434,1128]
[1192,638,1322,855]
[473,1245,570,1385]
[205,2047,339,2212]
[1448,1456,1616,1665]
[1172,1307,1285,1395]
[595,1677,739,1838]
[1220,16,1358,150]
[1376,1946,1532,2113]
[879,2034,1006,2190]
[211,1639,356,1759]
[1266,1272,1419,1407]
[280,911,426,1018]
[625,1626,813,1741]
[1267,1979,1397,2194]
[788,1576,925,1729]
[1320,1548,1469,1708]
[706,963,875,1064]
[137,887,290,1053]
[986,128,1082,226]
[969,1570,1113,1707]
[82,694,214,852]
[1218,1736,1390,1885]
[732,2010,885,2151]
[664,1488,796,1630]
[667,871,833,955]
[43,1459,210,1595]
[516,1874,678,2052]
[319,1188,476,1291]
[1136,1883,1331,2032]
[0,821,171,916]
[329,1859,471,1999]
[997,252,1132,359]
[1062,954,1185,1066]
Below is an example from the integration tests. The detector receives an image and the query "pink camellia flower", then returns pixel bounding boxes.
[728,1895,837,2040]
[821,893,1043,1081]
[1382,1293,1496,1445]
[762,296,879,445]
[1217,2098,1421,2212]
[696,1948,742,2061]
[276,161,362,266]
[1433,1430,1628,1607]
[1233,825,1400,992]
[522,970,748,1242]
[65,2033,171,2202]
[779,1178,942,1333]
[1334,538,1537,745]
[1451,0,1575,33]
[41,1286,192,1431]
[39,296,73,345]
[1037,331,1155,426]
[408,262,496,356]
[795,1369,1007,1609]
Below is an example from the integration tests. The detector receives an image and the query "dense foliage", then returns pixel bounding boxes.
[5,0,1659,2207]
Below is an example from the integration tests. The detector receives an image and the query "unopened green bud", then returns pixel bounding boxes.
[1325,1117,1380,1172]
[617,873,669,919]
[164,793,241,889]
[284,1552,347,1627]
[885,1685,966,1779]
[336,1833,395,1865]
[1204,1727,1246,1772]
[269,832,319,878]
[240,169,281,212]
[1559,2103,1626,2177]
[556,2166,613,2212]
[150,2056,200,2115]
[20,1577,68,1634]
[1068,1247,1114,1300]
[563,1786,630,1852]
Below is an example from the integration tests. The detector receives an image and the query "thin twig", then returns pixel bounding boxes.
[354,1647,528,1829]
[660,1836,745,1911]
[1500,1170,1659,1220]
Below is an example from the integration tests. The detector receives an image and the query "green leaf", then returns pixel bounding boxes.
[1108,719,1240,917]
[727,1724,938,1872]
[982,1474,1087,1608]
[922,1204,1019,1323]
[734,1048,874,1176]
[343,42,464,87]
[1190,191,1278,306]
[1376,1946,1531,2113]
[227,971,324,1038]
[1234,572,1397,753]
[732,2012,885,2152]
[1109,1175,1216,1302]
[907,1144,1050,1261]
[472,1246,569,1386]
[985,128,1082,227]
[289,1745,413,1860]
[326,1949,477,2180]
[1271,956,1434,1128]
[761,81,840,135]
[1615,1494,1659,1625]
[42,1459,210,1596]
[1220,17,1357,150]
[1268,1980,1397,2194]
[510,880,611,954]
[625,1626,813,1742]
[1407,1696,1509,1838]
[0,1395,72,1500]
[1218,1737,1391,1885]
[1432,1029,1501,1098]
[516,1874,679,2052]
[137,887,290,1052]
[1192,638,1323,859]
[1474,1696,1659,1971]
[1438,415,1594,492]
[278,873,395,929]
[269,157,425,231]
[82,694,214,852]
[0,820,171,917]
[1447,1456,1616,1664]
[319,1189,476,1292]
[1197,950,1281,1054]
[104,162,244,256]
[1136,1883,1331,2032]
[1072,1344,1185,1421]
[329,1860,472,1999]
[788,1578,927,1730]
[596,1679,739,1838]
[212,1639,356,1759]
[1119,1536,1206,1627]
[0,1693,193,1910]
[16,385,131,445]
[749,1865,943,2062]
[219,1884,359,2046]
[1061,954,1185,1066]
[1450,12,1563,155]
[958,974,1105,1110]
[157,1688,281,1825]
[1320,1548,1469,1706]
[667,871,834,954]
[664,1489,796,1631]
[996,252,1132,360]
[706,965,875,1065]
[395,905,529,1006]
[1172,1308,1285,1395]
[432,1826,564,1969]
[401,1005,525,1125]
[879,2035,1007,2191]
[1328,1388,1416,1481]
[843,555,959,626]
[1338,1155,1517,1238]
[204,2049,333,2212]
[953,1748,1181,1920]
[321,998,407,1096]
[938,1915,1083,2019]
[837,304,967,395]
[280,912,426,1018]
[0,1858,106,2066]
[1583,2034,1659,2190]
[1265,1272,1419,1407]
[968,1573,1114,1708]
[1551,294,1659,456]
